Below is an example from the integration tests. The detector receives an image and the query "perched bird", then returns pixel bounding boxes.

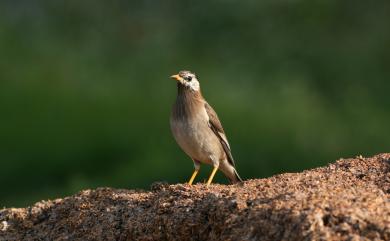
[170,70,242,185]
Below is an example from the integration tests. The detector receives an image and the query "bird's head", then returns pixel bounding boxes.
[170,70,200,91]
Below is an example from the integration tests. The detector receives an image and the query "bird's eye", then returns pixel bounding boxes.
[187,76,192,81]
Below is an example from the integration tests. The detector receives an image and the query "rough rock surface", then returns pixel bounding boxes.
[1,154,390,241]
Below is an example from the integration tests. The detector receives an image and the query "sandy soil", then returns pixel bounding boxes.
[1,154,389,241]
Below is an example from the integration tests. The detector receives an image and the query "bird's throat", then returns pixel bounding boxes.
[174,84,203,120]
[177,83,202,100]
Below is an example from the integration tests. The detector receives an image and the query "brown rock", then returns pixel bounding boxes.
[1,154,389,241]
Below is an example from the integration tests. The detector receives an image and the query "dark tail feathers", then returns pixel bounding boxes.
[230,169,243,184]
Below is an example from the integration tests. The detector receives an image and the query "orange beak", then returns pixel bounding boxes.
[170,74,183,82]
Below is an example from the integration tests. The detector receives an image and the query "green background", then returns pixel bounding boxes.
[1,1,389,207]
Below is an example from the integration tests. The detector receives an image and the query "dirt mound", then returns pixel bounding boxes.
[1,154,390,241]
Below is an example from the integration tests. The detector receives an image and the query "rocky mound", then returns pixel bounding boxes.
[1,154,389,241]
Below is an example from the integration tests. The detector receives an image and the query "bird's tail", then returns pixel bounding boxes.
[232,169,243,183]
[225,168,243,184]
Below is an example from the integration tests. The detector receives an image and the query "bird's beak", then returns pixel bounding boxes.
[170,74,183,82]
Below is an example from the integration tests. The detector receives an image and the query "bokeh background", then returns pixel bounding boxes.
[1,1,389,207]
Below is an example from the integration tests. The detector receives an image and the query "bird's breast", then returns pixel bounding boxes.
[170,108,221,162]
[170,113,209,147]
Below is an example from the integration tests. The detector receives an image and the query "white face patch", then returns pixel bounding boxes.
[186,79,200,91]
[180,73,200,91]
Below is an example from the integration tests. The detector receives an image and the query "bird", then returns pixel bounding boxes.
[170,70,242,186]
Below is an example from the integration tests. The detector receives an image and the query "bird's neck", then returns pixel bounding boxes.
[174,83,204,119]
[177,83,203,99]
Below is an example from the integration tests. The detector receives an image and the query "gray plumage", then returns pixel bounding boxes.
[170,70,242,184]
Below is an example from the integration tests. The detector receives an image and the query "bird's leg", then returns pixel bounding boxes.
[188,170,199,185]
[188,160,200,185]
[206,165,219,186]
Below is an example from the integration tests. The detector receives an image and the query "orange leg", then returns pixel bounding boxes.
[206,166,218,186]
[188,169,199,185]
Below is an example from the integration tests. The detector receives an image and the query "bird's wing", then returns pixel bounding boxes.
[204,102,236,167]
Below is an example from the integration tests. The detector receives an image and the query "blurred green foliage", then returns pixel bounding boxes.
[0,0,389,207]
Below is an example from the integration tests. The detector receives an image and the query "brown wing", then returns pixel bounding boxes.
[204,102,237,168]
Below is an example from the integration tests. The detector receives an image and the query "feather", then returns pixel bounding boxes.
[204,102,237,168]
